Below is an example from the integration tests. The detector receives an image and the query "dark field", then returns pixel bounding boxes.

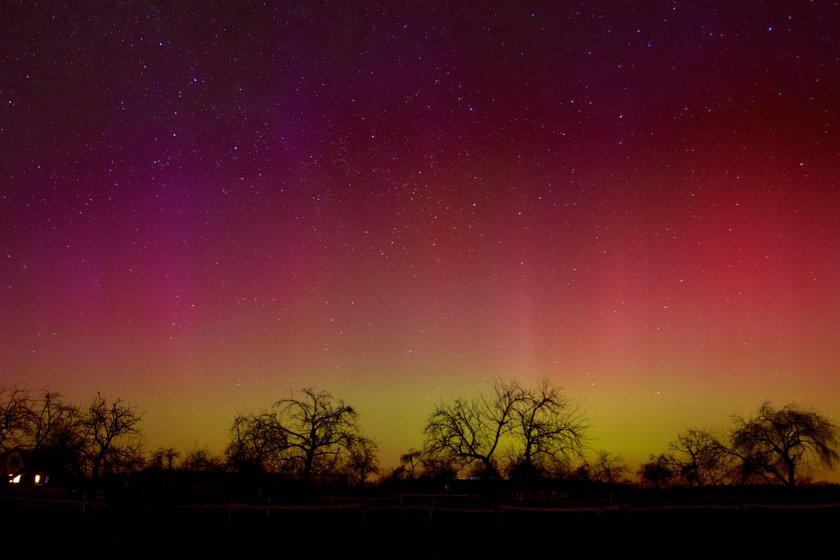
[2,486,838,558]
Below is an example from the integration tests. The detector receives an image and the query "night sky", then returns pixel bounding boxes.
[2,2,839,478]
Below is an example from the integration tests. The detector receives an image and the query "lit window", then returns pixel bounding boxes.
[11,474,21,484]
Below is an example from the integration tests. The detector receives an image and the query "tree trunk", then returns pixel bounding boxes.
[785,456,796,487]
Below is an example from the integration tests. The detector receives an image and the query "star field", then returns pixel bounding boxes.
[2,2,839,477]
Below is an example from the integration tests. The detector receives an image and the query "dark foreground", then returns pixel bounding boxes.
[2,490,837,558]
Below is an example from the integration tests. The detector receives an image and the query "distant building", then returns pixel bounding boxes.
[1,448,49,486]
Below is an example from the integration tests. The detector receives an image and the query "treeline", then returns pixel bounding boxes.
[2,380,838,493]
[0,389,141,484]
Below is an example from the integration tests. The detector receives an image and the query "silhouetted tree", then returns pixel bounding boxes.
[423,379,523,480]
[2,388,85,482]
[566,450,629,504]
[730,402,839,487]
[571,451,628,484]
[389,450,457,482]
[638,453,675,489]
[508,377,587,478]
[226,411,286,473]
[27,390,85,479]
[669,428,732,486]
[419,455,459,481]
[590,450,629,484]
[148,447,180,471]
[275,388,363,482]
[393,449,424,480]
[81,392,144,480]
[570,462,592,481]
[226,388,368,483]
[422,378,587,480]
[181,447,224,472]
[28,391,81,449]
[0,386,31,452]
[343,436,379,487]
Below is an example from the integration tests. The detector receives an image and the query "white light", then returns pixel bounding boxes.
[11,474,21,484]
[34,474,41,484]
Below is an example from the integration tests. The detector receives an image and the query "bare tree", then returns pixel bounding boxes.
[590,450,629,485]
[423,379,523,479]
[0,386,31,452]
[669,428,733,487]
[393,449,424,480]
[272,388,362,482]
[28,390,82,452]
[226,411,287,472]
[27,390,85,480]
[148,447,180,471]
[730,402,839,487]
[509,377,587,479]
[3,388,144,481]
[343,436,379,487]
[181,447,224,472]
[422,378,587,480]
[389,450,457,482]
[226,388,368,483]
[637,453,676,489]
[81,392,144,479]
